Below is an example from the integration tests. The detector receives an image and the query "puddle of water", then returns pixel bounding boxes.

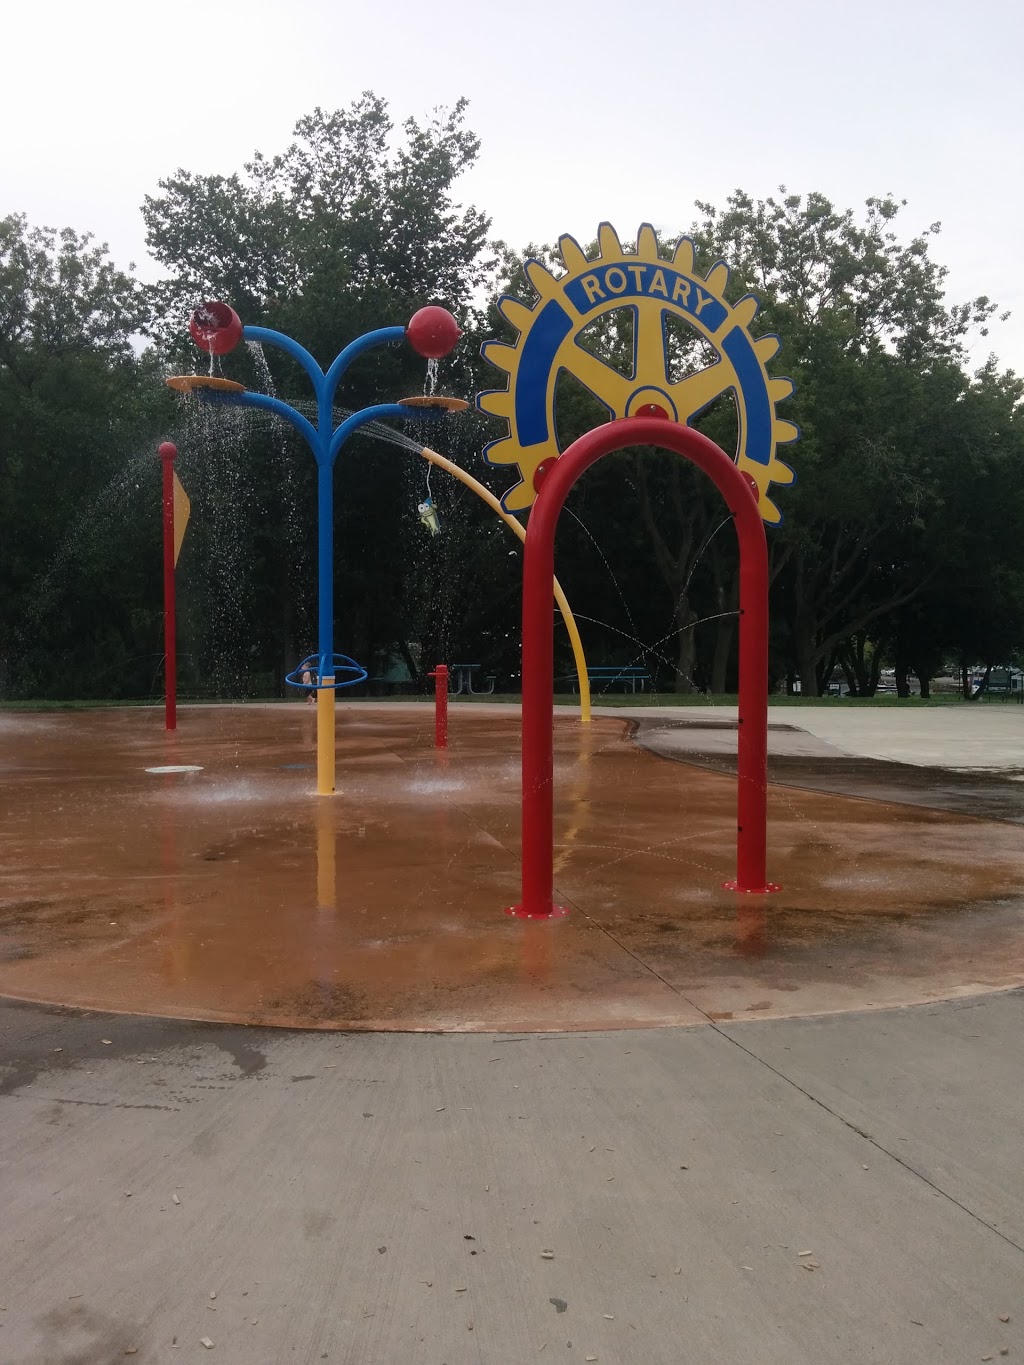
[401,776,471,796]
[157,779,299,805]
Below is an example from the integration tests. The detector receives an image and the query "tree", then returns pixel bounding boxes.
[0,214,169,697]
[143,93,493,355]
[689,190,1007,694]
[895,361,1024,696]
[142,94,498,691]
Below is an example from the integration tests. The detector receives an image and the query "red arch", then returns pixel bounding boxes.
[512,416,777,919]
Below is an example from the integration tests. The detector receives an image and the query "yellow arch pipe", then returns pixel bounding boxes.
[420,447,591,723]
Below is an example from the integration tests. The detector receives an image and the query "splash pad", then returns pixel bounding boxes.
[3,704,1024,1030]
[9,223,1022,1031]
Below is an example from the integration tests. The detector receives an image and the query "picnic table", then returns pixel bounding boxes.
[450,663,496,696]
[573,666,653,694]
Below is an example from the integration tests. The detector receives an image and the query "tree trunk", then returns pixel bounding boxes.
[869,651,883,696]
[838,632,881,697]
[784,543,932,707]
[971,662,993,699]
[910,645,941,701]
[797,644,824,698]
[674,600,698,693]
[710,616,735,695]
[894,640,910,699]
[960,658,993,699]
[795,626,820,697]
[706,540,738,697]
[630,453,710,698]
[836,644,859,696]
[791,550,820,696]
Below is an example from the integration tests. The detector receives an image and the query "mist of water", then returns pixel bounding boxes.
[179,396,254,697]
[31,447,160,624]
[246,343,315,655]
[571,611,736,698]
[564,506,645,669]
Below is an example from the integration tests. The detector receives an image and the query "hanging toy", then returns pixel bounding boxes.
[417,497,441,535]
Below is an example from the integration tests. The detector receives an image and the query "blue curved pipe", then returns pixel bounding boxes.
[323,327,406,414]
[212,388,321,452]
[243,326,327,396]
[203,323,449,675]
[328,403,444,464]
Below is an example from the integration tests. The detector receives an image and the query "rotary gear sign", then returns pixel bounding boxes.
[477,223,798,524]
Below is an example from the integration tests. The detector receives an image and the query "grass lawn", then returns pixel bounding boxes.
[4,691,1020,711]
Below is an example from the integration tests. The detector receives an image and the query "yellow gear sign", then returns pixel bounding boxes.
[477,223,798,523]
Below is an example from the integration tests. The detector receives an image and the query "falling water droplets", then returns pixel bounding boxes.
[181,397,254,696]
[245,342,314,653]
[30,448,159,633]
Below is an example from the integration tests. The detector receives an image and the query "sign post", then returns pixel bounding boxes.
[159,441,190,731]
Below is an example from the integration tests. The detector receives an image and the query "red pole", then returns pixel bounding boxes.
[728,472,773,895]
[512,417,777,920]
[159,442,178,732]
[428,665,448,748]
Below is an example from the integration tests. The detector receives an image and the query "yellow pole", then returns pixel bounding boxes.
[551,581,591,724]
[420,448,591,723]
[317,679,335,794]
[317,797,336,909]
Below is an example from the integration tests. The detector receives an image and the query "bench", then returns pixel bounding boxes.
[561,666,653,694]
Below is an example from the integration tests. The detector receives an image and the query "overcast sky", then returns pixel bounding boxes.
[4,0,1021,372]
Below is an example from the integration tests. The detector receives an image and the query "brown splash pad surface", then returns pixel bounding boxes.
[2,705,1024,1031]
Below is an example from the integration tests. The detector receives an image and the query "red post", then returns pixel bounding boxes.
[428,665,448,748]
[512,417,777,920]
[159,442,178,732]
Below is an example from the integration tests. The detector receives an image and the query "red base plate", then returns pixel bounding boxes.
[505,904,571,920]
[721,880,782,894]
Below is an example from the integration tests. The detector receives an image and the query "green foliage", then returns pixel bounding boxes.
[141,93,499,694]
[143,93,494,358]
[3,120,1023,704]
[688,190,1020,694]
[0,214,171,697]
[692,190,1000,363]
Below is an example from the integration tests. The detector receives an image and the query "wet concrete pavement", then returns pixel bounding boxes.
[636,712,1024,823]
[2,704,1024,1029]
[1,991,1022,1364]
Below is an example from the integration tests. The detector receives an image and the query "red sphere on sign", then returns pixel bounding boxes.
[406,306,461,359]
[158,442,178,460]
[533,456,559,492]
[189,301,243,355]
[634,402,670,419]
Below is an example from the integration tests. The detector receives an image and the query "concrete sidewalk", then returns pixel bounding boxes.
[596,702,1024,772]
[634,712,1024,824]
[2,994,1022,1364]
